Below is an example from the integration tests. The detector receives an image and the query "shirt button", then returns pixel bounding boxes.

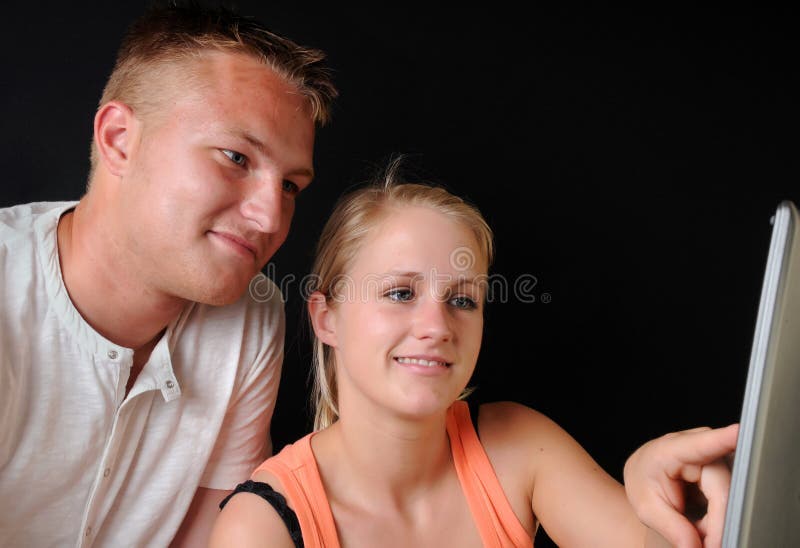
[166,380,175,389]
[108,350,118,360]
[103,467,111,478]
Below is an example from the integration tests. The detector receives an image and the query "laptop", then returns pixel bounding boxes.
[722,200,800,547]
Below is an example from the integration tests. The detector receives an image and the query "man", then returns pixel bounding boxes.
[0,3,336,546]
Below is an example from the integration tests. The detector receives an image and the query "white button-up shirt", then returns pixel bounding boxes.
[0,202,284,547]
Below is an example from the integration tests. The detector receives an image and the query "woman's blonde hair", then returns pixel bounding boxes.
[309,160,494,430]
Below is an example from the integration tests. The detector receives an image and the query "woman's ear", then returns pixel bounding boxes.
[93,100,138,177]
[308,291,337,347]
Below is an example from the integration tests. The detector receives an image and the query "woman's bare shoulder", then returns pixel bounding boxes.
[209,469,297,548]
[475,402,643,546]
[477,401,570,454]
[475,401,604,495]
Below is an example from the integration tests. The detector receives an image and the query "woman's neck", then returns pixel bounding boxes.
[313,402,454,511]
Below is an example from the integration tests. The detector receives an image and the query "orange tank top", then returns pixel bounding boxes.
[253,401,534,548]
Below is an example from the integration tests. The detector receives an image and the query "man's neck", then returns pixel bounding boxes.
[57,199,186,353]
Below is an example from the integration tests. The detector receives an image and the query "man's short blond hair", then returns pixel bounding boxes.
[89,3,337,173]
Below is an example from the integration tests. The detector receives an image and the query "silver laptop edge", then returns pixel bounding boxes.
[722,201,798,548]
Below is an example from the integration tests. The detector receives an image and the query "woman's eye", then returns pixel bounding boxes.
[386,288,414,302]
[222,149,247,166]
[282,180,300,195]
[450,295,478,310]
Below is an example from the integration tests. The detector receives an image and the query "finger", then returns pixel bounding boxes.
[662,424,739,470]
[645,528,674,548]
[698,460,732,548]
[695,513,708,539]
[678,463,703,484]
[679,426,714,434]
[642,498,703,548]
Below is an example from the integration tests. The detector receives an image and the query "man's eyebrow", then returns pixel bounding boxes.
[225,128,315,179]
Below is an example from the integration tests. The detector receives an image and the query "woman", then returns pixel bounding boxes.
[210,165,737,548]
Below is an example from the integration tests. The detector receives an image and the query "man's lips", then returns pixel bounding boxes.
[208,231,258,258]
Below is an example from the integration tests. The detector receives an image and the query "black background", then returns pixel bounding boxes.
[2,3,795,544]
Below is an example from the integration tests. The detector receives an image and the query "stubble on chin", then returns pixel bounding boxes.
[164,255,255,307]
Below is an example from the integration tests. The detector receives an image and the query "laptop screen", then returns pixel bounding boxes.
[723,200,800,547]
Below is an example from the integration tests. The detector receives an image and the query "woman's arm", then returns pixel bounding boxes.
[209,472,297,548]
[480,401,647,547]
[481,402,737,548]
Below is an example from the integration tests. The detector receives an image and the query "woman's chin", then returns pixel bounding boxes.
[388,392,461,420]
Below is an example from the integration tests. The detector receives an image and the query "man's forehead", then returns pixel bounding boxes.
[140,51,308,120]
[153,50,258,88]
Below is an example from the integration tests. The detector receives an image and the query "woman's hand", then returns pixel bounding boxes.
[623,424,739,548]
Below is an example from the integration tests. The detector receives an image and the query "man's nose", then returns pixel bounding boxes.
[240,176,285,234]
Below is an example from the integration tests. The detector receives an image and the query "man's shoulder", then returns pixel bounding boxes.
[0,201,75,240]
[174,275,286,380]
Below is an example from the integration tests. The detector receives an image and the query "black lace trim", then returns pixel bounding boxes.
[219,480,303,547]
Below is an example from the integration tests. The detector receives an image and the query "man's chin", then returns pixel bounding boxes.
[184,276,252,307]
[197,292,242,307]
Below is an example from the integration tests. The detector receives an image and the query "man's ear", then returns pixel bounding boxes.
[93,101,138,177]
[308,291,337,347]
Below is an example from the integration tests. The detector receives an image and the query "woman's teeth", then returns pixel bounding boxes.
[395,357,447,367]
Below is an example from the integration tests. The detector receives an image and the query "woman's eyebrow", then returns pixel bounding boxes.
[382,270,423,278]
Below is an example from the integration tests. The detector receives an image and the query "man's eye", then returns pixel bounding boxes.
[450,295,478,310]
[386,288,414,302]
[222,149,247,166]
[282,180,300,195]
